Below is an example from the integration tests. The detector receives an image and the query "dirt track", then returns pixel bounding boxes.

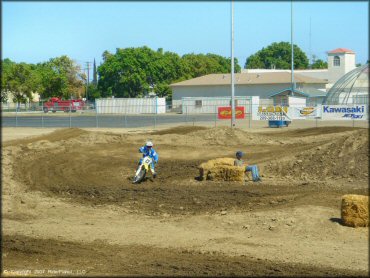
[2,126,369,276]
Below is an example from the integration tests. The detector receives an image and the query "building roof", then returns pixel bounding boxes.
[170,72,328,87]
[328,48,355,54]
[269,88,310,98]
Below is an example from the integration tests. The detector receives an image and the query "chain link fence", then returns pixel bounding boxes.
[2,103,369,129]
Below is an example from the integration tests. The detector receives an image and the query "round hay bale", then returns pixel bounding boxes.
[341,194,369,227]
[199,158,244,182]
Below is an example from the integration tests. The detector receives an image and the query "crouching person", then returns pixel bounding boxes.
[234,151,262,182]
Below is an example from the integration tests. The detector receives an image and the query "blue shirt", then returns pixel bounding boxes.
[139,146,158,163]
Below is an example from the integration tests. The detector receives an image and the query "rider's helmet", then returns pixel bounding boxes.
[146,141,154,148]
[236,151,243,159]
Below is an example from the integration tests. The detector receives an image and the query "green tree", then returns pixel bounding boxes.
[97,46,242,99]
[92,58,98,85]
[244,41,309,69]
[182,53,240,78]
[86,83,101,100]
[98,46,186,99]
[37,55,84,100]
[4,62,38,105]
[311,59,328,69]
[1,58,16,102]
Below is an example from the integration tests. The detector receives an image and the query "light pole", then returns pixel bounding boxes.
[231,0,236,127]
[291,0,295,96]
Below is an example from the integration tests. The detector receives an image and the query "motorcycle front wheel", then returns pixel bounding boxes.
[133,167,146,184]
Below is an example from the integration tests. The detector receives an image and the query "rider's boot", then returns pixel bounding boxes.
[151,169,157,178]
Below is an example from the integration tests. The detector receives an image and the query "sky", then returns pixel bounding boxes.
[2,1,369,76]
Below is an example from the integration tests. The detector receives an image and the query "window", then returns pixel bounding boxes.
[195,100,202,107]
[333,56,340,67]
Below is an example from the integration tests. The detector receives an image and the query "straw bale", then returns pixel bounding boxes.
[341,194,369,228]
[199,158,245,181]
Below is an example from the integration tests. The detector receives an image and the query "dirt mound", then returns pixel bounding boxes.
[265,129,369,181]
[4,235,366,277]
[187,126,268,146]
[264,127,362,138]
[151,126,209,135]
[3,128,88,147]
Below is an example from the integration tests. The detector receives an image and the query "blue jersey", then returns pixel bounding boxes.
[139,146,158,163]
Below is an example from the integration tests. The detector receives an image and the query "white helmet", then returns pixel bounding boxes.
[146,141,153,147]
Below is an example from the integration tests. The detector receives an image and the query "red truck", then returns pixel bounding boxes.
[43,97,85,113]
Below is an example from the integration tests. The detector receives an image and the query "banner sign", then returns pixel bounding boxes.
[254,106,290,121]
[218,106,245,119]
[288,106,321,119]
[321,105,368,120]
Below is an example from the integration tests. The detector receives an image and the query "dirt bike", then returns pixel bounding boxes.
[133,156,153,184]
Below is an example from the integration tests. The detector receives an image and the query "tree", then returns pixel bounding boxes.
[98,46,186,99]
[311,59,328,69]
[244,41,309,69]
[97,46,243,100]
[4,62,38,105]
[37,55,84,100]
[1,58,15,102]
[182,53,240,79]
[92,58,97,85]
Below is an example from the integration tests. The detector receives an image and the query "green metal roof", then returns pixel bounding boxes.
[268,88,310,98]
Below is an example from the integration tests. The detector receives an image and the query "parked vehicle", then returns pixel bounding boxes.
[43,97,85,113]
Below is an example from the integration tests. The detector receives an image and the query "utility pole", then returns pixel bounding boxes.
[309,17,312,68]
[291,0,295,95]
[85,62,91,101]
[231,0,236,127]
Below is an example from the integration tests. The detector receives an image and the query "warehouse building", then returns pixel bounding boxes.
[170,71,327,109]
[170,48,358,108]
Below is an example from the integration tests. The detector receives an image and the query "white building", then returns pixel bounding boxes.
[170,71,327,108]
[242,48,357,89]
[170,48,357,109]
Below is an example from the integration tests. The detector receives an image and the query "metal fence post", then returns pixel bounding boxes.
[185,105,188,124]
[69,104,72,128]
[214,105,217,127]
[249,102,252,129]
[96,109,99,128]
[154,113,157,129]
[15,107,18,127]
[41,111,44,128]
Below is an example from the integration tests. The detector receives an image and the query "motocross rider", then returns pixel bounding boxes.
[234,151,262,182]
[138,141,158,178]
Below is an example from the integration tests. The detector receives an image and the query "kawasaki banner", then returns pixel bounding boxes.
[321,105,368,120]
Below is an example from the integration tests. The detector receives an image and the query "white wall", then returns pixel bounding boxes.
[95,98,166,114]
[181,96,252,114]
[328,53,356,80]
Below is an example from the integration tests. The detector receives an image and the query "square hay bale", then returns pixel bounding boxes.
[341,194,369,228]
[199,158,245,182]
